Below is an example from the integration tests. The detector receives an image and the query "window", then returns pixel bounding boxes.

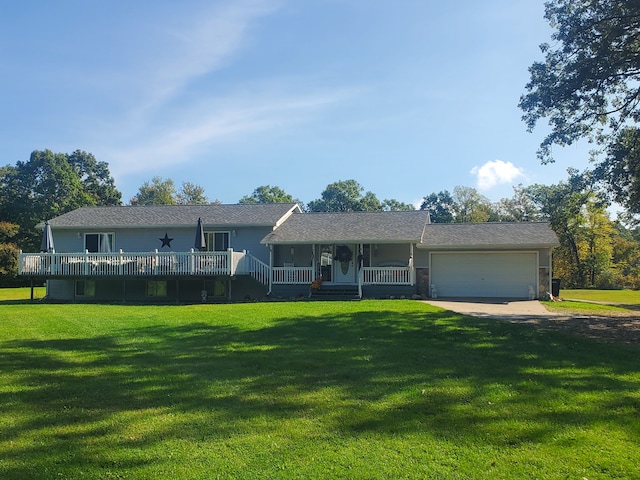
[75,280,96,297]
[204,279,227,297]
[147,281,167,297]
[205,232,230,252]
[85,233,114,253]
[320,245,333,266]
[319,244,333,282]
[361,244,371,267]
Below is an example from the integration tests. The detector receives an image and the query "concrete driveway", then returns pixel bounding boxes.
[422,298,555,319]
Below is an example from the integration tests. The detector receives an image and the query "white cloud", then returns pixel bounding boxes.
[470,160,524,190]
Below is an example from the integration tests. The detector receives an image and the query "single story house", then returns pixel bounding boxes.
[18,203,559,303]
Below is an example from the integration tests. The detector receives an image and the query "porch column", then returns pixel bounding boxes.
[409,243,415,286]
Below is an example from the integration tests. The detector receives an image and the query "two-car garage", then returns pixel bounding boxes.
[418,222,559,300]
[430,252,538,299]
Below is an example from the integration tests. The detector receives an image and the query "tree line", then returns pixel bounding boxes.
[1,150,639,289]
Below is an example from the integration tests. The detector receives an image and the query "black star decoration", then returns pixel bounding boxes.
[159,233,174,248]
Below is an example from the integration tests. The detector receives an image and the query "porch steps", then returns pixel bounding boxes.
[310,285,360,301]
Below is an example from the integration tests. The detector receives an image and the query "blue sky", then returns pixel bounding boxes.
[1,1,592,206]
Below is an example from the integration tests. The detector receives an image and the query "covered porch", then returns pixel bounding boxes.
[268,242,415,293]
[259,210,430,298]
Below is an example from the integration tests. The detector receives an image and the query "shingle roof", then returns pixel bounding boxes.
[419,222,559,248]
[48,204,559,249]
[261,210,431,244]
[48,203,300,228]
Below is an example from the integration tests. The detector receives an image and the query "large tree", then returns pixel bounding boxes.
[129,177,177,206]
[595,127,640,218]
[130,178,213,206]
[307,180,382,212]
[381,199,415,211]
[520,0,640,212]
[0,221,19,285]
[451,186,496,223]
[238,185,298,205]
[494,184,542,222]
[0,150,121,251]
[523,169,610,287]
[420,190,455,223]
[610,223,640,288]
[66,150,121,206]
[176,181,210,205]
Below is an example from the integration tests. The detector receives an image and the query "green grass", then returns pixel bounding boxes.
[0,286,45,302]
[1,299,639,479]
[561,288,640,305]
[546,289,640,315]
[543,300,633,314]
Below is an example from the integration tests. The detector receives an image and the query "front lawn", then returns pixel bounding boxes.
[1,300,638,479]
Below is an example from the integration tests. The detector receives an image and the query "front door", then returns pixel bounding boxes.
[334,244,356,283]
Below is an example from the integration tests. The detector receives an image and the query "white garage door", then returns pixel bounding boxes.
[431,252,537,298]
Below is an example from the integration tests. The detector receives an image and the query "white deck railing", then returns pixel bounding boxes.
[19,251,413,287]
[362,266,411,285]
[272,266,314,284]
[19,250,235,277]
[233,252,270,286]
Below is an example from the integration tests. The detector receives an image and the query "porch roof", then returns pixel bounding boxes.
[46,203,301,229]
[418,222,559,249]
[261,211,431,244]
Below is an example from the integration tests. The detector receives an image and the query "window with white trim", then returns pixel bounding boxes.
[84,233,114,253]
[205,232,230,252]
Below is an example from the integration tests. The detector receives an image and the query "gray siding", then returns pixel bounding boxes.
[47,279,74,300]
[230,227,272,264]
[49,225,273,260]
[413,249,430,268]
[372,244,411,266]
